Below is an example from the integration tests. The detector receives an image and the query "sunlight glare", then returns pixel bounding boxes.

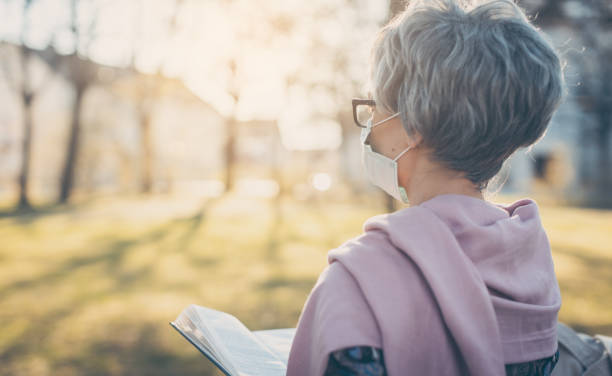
[311,173,332,191]
[236,178,280,198]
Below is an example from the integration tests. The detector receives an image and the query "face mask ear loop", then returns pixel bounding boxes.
[393,145,412,162]
[371,112,400,128]
[361,123,372,145]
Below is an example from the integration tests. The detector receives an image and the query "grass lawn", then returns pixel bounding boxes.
[0,193,610,375]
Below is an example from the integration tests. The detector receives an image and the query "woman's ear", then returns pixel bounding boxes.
[405,130,423,149]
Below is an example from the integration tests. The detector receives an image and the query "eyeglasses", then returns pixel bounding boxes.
[352,98,376,128]
[352,98,400,129]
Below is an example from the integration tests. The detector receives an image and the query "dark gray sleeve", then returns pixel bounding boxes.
[324,346,387,376]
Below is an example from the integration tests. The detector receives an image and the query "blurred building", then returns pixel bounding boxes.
[501,0,612,207]
[0,42,225,200]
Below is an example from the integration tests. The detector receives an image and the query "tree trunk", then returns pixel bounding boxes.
[224,118,237,193]
[595,115,611,205]
[590,57,612,206]
[17,93,33,210]
[140,111,153,194]
[338,112,359,194]
[59,85,85,204]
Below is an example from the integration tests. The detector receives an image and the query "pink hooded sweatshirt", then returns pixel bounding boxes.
[286,194,561,376]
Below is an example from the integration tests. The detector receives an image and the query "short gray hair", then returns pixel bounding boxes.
[369,0,566,189]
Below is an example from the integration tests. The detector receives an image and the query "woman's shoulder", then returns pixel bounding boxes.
[325,211,435,300]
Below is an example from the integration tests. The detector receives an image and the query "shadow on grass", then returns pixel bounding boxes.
[0,198,95,225]
[264,194,350,262]
[0,198,225,375]
[257,276,317,291]
[0,198,219,301]
[552,245,612,291]
[1,321,218,376]
[70,322,218,376]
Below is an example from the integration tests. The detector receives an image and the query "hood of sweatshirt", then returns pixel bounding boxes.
[286,194,561,376]
[419,194,561,308]
[416,195,561,357]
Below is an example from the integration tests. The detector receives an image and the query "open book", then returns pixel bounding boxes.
[170,304,296,376]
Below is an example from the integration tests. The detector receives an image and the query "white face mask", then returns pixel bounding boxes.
[360,114,412,204]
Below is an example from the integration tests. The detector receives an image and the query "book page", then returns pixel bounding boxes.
[170,320,233,376]
[172,306,237,376]
[253,328,296,365]
[190,305,287,376]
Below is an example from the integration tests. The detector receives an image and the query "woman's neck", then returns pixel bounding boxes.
[405,157,484,206]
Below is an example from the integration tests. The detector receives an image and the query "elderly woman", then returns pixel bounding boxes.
[286,0,565,375]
